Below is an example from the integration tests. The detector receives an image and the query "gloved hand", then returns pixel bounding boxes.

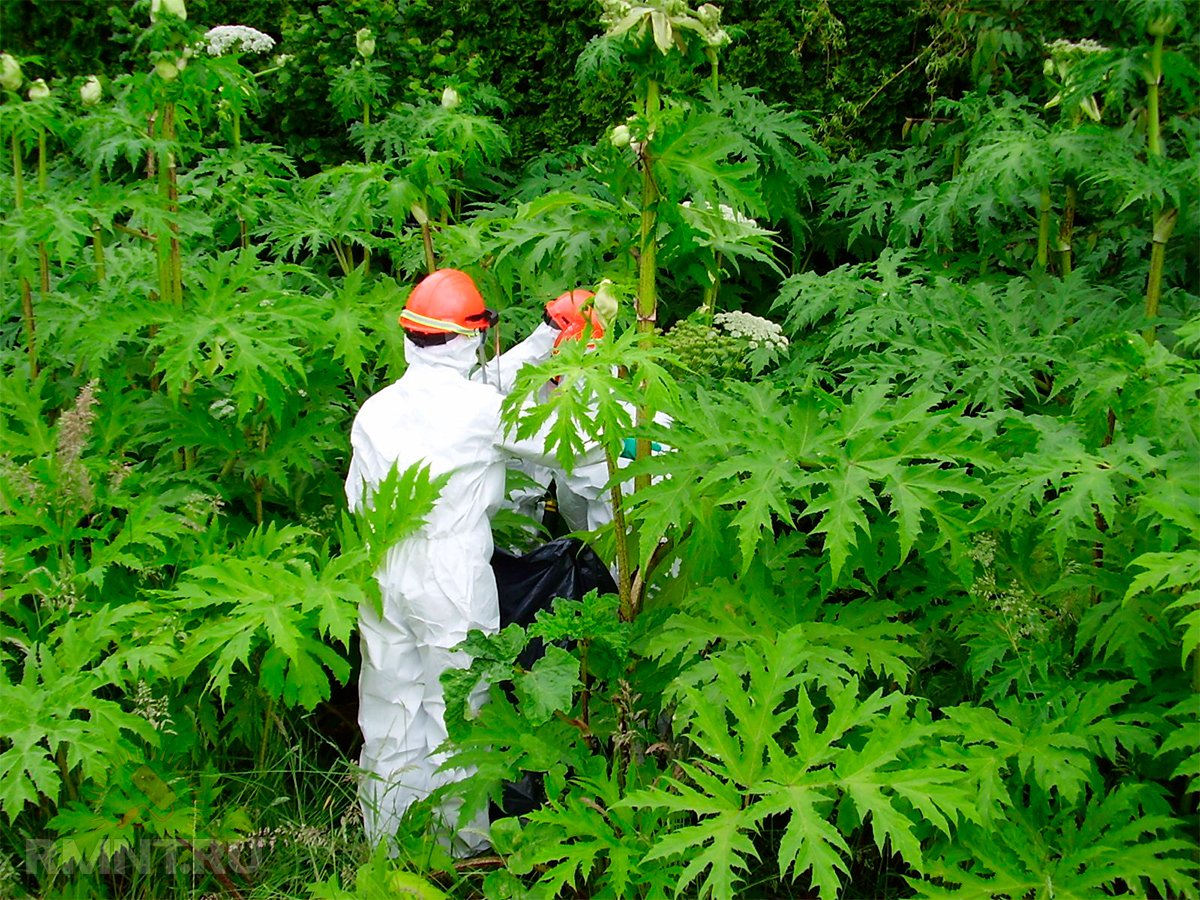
[593,279,619,328]
[620,437,663,459]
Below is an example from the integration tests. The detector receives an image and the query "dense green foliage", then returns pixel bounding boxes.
[1,0,1198,897]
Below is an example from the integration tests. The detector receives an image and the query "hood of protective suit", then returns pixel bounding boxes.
[403,333,481,379]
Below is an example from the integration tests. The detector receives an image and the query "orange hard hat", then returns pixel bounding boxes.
[545,289,602,347]
[399,269,498,336]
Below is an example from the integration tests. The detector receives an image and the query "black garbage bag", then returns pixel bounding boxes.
[493,536,617,629]
[488,537,616,819]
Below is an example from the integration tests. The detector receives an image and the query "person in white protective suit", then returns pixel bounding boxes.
[486,289,608,533]
[345,268,569,855]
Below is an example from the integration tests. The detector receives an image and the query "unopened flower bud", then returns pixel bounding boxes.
[1147,15,1175,37]
[150,0,187,22]
[155,59,180,81]
[0,53,22,92]
[356,27,375,58]
[80,75,102,106]
[610,124,631,147]
[696,3,721,28]
[27,78,49,101]
[411,203,429,224]
[441,85,460,109]
[593,278,619,325]
[1042,57,1054,77]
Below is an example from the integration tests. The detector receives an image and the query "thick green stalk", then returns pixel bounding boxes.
[1143,31,1173,342]
[634,78,660,494]
[421,222,436,274]
[1143,209,1177,343]
[701,251,723,323]
[1036,186,1051,272]
[362,102,371,162]
[11,131,23,205]
[165,104,182,305]
[12,132,37,376]
[92,222,105,280]
[1146,33,1164,159]
[1057,182,1076,276]
[36,130,49,296]
[91,171,106,280]
[606,448,633,622]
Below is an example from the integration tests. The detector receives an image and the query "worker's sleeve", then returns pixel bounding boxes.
[495,397,606,472]
[472,322,559,394]
[344,420,387,512]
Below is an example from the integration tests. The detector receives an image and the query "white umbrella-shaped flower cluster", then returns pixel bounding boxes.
[203,25,277,56]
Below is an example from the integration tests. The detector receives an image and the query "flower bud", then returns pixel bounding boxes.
[411,203,429,225]
[80,75,102,106]
[593,278,619,325]
[150,0,187,22]
[155,59,180,81]
[610,124,631,147]
[696,3,721,28]
[1042,57,1054,77]
[27,78,49,101]
[356,27,375,58]
[1147,15,1175,37]
[0,53,22,92]
[441,85,460,109]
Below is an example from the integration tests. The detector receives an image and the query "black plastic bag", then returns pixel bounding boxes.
[488,537,615,819]
[492,536,617,630]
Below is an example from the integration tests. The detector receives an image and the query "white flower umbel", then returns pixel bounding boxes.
[1045,38,1109,57]
[714,310,789,350]
[203,25,276,56]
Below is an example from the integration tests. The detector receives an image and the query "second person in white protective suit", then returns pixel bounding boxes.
[345,268,569,855]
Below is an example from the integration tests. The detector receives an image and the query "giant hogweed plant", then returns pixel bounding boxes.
[817,3,1198,328]
[0,367,444,892]
[428,306,1198,897]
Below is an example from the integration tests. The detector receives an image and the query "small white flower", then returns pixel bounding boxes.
[0,53,22,92]
[80,75,102,106]
[204,25,276,56]
[356,27,375,59]
[27,78,49,101]
[441,85,460,109]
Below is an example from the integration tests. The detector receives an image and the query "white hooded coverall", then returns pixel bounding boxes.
[345,326,559,853]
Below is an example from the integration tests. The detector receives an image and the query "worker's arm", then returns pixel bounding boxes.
[472,321,559,394]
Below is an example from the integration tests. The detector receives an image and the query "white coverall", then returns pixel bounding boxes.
[473,324,559,529]
[556,403,674,534]
[345,327,559,854]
